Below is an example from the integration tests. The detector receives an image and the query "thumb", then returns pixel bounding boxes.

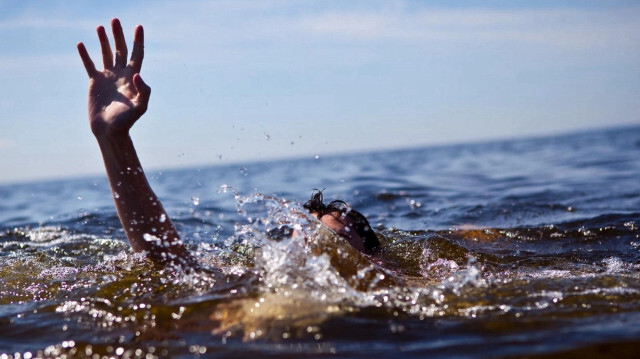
[132,73,151,114]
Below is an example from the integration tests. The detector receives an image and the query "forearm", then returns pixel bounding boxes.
[96,133,191,263]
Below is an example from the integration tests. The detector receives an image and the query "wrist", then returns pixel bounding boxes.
[94,129,132,150]
[92,122,130,141]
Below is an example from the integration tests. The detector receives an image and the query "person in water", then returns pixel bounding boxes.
[77,18,379,265]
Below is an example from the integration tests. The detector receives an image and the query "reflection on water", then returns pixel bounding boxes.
[1,126,640,358]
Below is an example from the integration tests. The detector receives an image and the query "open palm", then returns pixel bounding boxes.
[78,19,150,136]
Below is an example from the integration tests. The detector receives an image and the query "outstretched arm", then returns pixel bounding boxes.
[78,18,192,265]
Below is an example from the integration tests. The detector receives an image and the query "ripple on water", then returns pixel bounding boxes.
[2,126,640,357]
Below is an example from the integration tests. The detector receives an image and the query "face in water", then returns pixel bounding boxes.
[302,190,379,254]
[310,210,365,252]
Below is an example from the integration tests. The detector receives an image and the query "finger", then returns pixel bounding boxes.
[112,18,128,68]
[97,25,113,69]
[77,42,97,77]
[132,73,151,114]
[129,25,144,73]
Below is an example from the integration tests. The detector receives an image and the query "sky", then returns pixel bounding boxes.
[1,0,639,184]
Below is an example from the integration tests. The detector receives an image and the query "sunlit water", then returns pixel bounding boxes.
[1,126,640,358]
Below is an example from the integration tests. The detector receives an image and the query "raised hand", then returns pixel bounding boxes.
[77,18,150,137]
[77,19,193,266]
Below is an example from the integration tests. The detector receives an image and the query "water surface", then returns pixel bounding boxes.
[1,126,640,358]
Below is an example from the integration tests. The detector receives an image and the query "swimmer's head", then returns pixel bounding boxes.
[303,190,380,254]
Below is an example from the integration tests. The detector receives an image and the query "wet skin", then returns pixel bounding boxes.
[311,211,365,252]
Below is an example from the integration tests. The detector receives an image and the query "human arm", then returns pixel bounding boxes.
[77,19,192,265]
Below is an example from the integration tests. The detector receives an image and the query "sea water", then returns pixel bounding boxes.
[1,125,639,358]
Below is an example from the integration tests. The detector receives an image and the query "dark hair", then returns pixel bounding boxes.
[303,190,380,253]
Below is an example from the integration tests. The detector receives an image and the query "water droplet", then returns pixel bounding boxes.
[264,133,270,141]
[191,197,200,206]
[159,214,166,223]
[114,192,120,199]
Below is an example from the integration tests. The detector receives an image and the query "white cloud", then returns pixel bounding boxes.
[5,1,637,69]
[297,6,640,51]
[3,1,640,50]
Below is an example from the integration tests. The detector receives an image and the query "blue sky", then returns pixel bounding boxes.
[1,0,639,184]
